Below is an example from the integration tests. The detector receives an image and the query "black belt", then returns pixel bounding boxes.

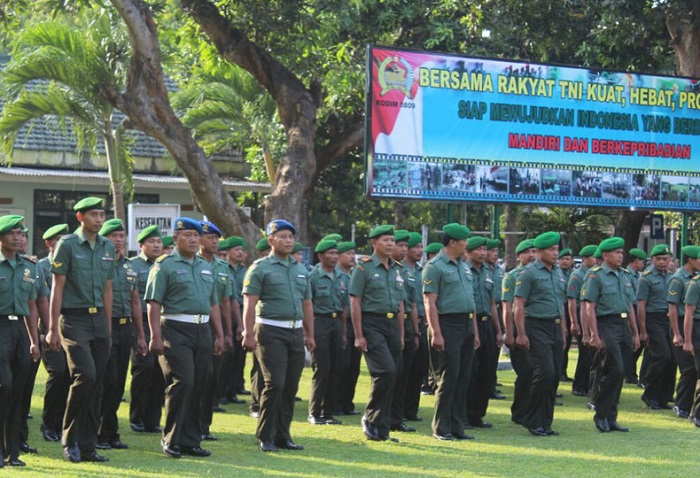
[61,307,102,315]
[365,312,398,320]
[527,316,562,324]
[438,313,474,320]
[316,312,342,319]
[598,313,628,320]
[647,311,668,318]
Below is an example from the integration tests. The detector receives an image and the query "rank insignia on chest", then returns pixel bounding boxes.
[396,275,404,283]
[24,268,31,278]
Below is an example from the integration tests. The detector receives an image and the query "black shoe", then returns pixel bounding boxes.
[378,434,399,443]
[559,375,572,383]
[259,441,278,452]
[391,421,416,432]
[555,392,563,398]
[162,442,181,458]
[95,442,112,450]
[608,421,629,432]
[432,432,455,441]
[658,402,673,410]
[625,377,638,384]
[470,420,493,429]
[308,415,327,425]
[544,428,560,436]
[63,443,80,463]
[343,410,360,416]
[41,424,60,442]
[82,451,109,462]
[19,442,37,454]
[213,405,227,413]
[320,416,342,425]
[238,389,252,396]
[452,432,475,440]
[571,389,587,397]
[109,439,129,449]
[362,416,381,441]
[295,396,302,402]
[586,402,597,411]
[529,427,548,437]
[490,391,506,400]
[637,381,647,389]
[594,417,610,432]
[275,439,304,450]
[554,401,563,406]
[692,416,700,427]
[201,432,219,441]
[420,386,435,396]
[130,421,146,433]
[144,425,163,433]
[249,411,260,419]
[641,395,661,410]
[674,406,690,419]
[404,415,423,422]
[181,446,211,457]
[228,396,246,404]
[5,458,26,467]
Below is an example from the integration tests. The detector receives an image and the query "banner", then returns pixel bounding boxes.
[127,203,180,251]
[365,45,700,211]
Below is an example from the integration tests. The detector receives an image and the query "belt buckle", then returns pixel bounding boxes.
[387,313,395,319]
[468,313,474,319]
[195,315,202,324]
[555,318,561,324]
[8,315,19,321]
[119,318,128,325]
[331,312,338,318]
[289,319,298,329]
[621,313,628,318]
[88,307,98,314]
[481,316,488,322]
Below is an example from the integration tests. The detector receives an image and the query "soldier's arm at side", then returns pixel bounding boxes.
[302,299,315,352]
[231,298,243,340]
[567,298,579,336]
[130,289,147,355]
[637,299,648,343]
[219,295,233,350]
[47,273,66,350]
[24,299,40,361]
[502,300,514,347]
[683,303,695,355]
[398,301,405,350]
[350,295,366,352]
[37,295,50,334]
[209,303,225,356]
[513,296,528,349]
[490,299,502,346]
[147,301,164,355]
[628,306,640,351]
[103,279,113,333]
[668,302,682,347]
[423,293,442,350]
[242,294,258,351]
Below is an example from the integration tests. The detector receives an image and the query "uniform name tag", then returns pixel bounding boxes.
[201,270,212,275]
[102,257,114,261]
[297,274,306,279]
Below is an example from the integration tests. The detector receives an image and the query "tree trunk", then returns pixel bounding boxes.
[504,205,518,271]
[103,124,126,222]
[108,0,261,249]
[393,201,407,227]
[666,3,700,77]
[614,209,648,253]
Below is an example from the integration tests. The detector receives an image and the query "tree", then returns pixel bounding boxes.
[0,15,134,220]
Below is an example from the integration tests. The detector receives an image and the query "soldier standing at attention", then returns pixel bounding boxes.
[308,239,345,425]
[558,249,574,382]
[581,237,639,432]
[466,236,502,429]
[624,248,647,384]
[336,241,360,416]
[638,244,674,410]
[242,220,314,452]
[485,239,506,401]
[502,239,536,425]
[668,245,700,418]
[513,231,566,437]
[97,219,147,450]
[349,225,405,442]
[249,236,272,418]
[682,253,700,427]
[422,223,479,441]
[46,197,115,463]
[145,217,225,459]
[129,225,165,434]
[222,236,247,404]
[0,215,40,467]
[568,245,598,397]
[37,223,70,443]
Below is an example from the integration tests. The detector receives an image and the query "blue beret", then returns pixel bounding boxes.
[266,219,296,236]
[174,217,203,233]
[200,221,222,237]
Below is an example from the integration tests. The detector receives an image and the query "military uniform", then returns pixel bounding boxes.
[624,259,644,383]
[503,262,530,424]
[422,245,476,439]
[243,225,311,449]
[336,242,358,415]
[683,276,700,425]
[404,256,427,421]
[223,245,247,401]
[350,245,405,440]
[567,251,594,396]
[637,262,674,407]
[581,247,636,431]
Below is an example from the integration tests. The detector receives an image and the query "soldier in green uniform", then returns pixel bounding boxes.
[502,239,536,424]
[350,225,405,442]
[485,239,506,400]
[682,255,700,427]
[558,248,574,382]
[161,236,174,254]
[129,225,165,434]
[336,241,360,415]
[637,244,674,410]
[624,248,647,384]
[37,223,70,443]
[581,237,640,432]
[249,236,272,417]
[308,239,346,425]
[0,215,40,467]
[145,217,225,459]
[668,245,700,418]
[513,231,566,436]
[242,219,315,452]
[466,236,502,429]
[221,236,247,404]
[423,223,478,441]
[568,245,598,396]
[97,219,147,450]
[404,232,427,421]
[46,197,116,463]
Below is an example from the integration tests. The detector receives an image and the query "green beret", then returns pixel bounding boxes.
[137,225,161,243]
[407,232,422,248]
[486,239,500,250]
[650,244,671,257]
[43,223,69,240]
[315,240,338,253]
[682,245,700,259]
[74,196,105,213]
[0,215,24,234]
[337,241,356,253]
[593,246,602,259]
[321,233,343,242]
[218,238,229,251]
[443,222,470,240]
[579,244,599,257]
[394,229,410,243]
[425,242,443,255]
[228,236,245,248]
[533,231,560,249]
[467,236,487,249]
[557,248,572,259]
[292,242,305,253]
[515,239,535,254]
[629,248,648,261]
[162,236,174,248]
[256,237,271,251]
[369,225,394,239]
[99,218,124,236]
[598,237,625,253]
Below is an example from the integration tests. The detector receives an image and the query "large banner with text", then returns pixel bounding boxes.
[365,45,700,211]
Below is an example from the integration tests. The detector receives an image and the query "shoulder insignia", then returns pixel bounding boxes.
[394,259,404,267]
[423,279,432,285]
[642,270,652,276]
[693,275,700,282]
[52,261,63,268]
[360,257,372,263]
[621,268,630,274]
[155,254,170,263]
[356,264,365,271]
[22,255,37,264]
[590,266,601,272]
[503,287,510,292]
[669,290,678,296]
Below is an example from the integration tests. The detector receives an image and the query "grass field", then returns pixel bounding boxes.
[12,350,698,477]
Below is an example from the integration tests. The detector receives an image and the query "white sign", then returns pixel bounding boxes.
[127,203,180,252]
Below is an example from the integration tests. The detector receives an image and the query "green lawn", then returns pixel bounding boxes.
[14,350,697,477]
